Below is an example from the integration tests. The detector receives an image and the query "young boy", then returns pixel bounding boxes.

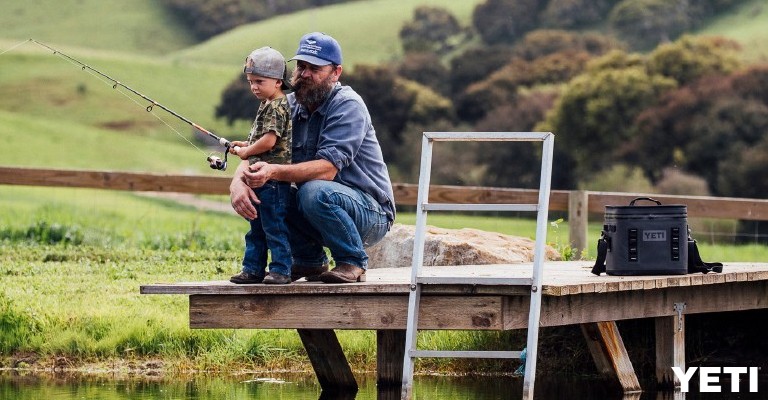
[228,47,294,285]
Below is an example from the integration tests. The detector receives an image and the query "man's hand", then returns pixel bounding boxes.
[243,161,276,188]
[230,164,260,220]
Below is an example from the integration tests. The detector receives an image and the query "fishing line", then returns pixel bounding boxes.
[0,39,30,56]
[1,39,238,170]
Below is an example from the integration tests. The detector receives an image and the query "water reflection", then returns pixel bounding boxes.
[0,372,765,399]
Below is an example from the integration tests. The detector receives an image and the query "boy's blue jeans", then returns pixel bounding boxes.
[241,180,292,278]
[286,180,391,270]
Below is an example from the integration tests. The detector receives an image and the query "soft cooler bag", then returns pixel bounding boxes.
[591,197,723,276]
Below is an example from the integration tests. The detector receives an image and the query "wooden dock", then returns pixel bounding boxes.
[141,261,768,395]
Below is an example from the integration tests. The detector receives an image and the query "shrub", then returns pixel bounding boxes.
[472,0,547,45]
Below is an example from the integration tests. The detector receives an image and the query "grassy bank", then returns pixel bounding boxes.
[2,185,768,379]
[0,186,548,375]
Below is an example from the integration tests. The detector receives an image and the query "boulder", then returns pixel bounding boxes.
[365,223,561,269]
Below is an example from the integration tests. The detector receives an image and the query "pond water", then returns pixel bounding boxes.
[1,372,765,399]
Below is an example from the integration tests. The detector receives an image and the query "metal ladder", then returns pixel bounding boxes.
[400,132,555,400]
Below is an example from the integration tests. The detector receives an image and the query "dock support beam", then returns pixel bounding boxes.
[377,330,406,386]
[297,329,358,391]
[581,321,642,393]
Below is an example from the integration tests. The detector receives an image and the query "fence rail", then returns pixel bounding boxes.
[2,166,768,256]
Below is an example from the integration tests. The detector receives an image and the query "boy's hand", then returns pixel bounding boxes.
[229,141,248,157]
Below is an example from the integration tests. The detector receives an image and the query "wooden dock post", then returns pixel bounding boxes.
[377,330,406,387]
[655,304,686,389]
[297,329,358,391]
[568,190,589,260]
[581,321,642,393]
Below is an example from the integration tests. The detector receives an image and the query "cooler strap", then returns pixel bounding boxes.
[591,231,609,276]
[687,237,723,274]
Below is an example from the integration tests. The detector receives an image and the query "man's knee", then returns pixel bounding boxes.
[296,181,332,214]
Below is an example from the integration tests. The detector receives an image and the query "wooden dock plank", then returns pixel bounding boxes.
[142,262,768,331]
[189,294,506,330]
[142,262,768,298]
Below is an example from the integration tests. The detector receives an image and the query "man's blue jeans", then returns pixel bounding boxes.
[286,180,391,270]
[241,180,292,277]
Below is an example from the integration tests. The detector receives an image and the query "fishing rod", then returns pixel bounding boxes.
[27,39,239,170]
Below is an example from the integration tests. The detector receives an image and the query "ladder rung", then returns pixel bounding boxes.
[416,276,532,286]
[410,350,523,359]
[422,203,538,212]
[425,131,550,141]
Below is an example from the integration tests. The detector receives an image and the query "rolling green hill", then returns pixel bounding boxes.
[0,49,243,174]
[169,0,485,69]
[0,0,196,55]
[697,0,768,62]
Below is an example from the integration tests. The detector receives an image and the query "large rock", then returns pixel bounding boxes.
[366,224,561,269]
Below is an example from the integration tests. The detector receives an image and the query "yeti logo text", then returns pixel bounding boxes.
[643,230,666,241]
[672,367,759,393]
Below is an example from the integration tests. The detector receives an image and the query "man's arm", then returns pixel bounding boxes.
[243,159,337,188]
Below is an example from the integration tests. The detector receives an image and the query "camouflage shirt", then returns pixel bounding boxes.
[246,95,292,165]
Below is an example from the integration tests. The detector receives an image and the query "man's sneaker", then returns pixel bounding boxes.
[229,271,264,284]
[262,272,291,285]
[290,263,329,282]
[318,263,366,283]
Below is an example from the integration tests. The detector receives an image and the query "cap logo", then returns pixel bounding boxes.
[306,39,317,45]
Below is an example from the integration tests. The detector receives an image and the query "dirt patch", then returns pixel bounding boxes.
[96,119,158,132]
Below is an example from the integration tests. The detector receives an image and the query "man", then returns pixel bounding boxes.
[229,32,396,284]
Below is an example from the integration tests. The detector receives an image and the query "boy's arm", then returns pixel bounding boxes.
[229,132,278,159]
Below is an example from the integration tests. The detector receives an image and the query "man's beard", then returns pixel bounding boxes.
[291,73,335,111]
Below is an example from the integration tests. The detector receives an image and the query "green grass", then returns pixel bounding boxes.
[0,0,196,55]
[0,50,248,174]
[2,184,768,374]
[697,0,768,62]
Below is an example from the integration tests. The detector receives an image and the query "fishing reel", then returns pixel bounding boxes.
[207,143,230,171]
[207,154,227,170]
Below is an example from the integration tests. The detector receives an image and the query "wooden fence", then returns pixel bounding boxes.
[2,166,768,257]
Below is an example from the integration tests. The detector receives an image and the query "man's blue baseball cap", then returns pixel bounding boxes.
[290,32,343,66]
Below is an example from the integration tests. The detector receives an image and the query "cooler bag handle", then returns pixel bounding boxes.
[591,230,609,276]
[629,197,662,206]
[688,233,724,274]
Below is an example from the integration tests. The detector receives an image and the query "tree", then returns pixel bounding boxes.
[630,66,768,195]
[343,65,417,162]
[455,50,592,122]
[397,52,450,95]
[400,6,470,55]
[647,35,740,85]
[512,29,621,61]
[539,0,618,29]
[161,0,351,40]
[538,54,677,180]
[214,74,259,125]
[343,65,454,181]
[448,45,514,96]
[609,0,699,50]
[473,90,577,189]
[472,0,547,45]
